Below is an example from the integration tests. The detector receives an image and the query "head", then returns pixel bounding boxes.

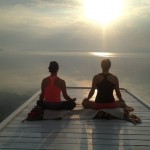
[101,59,111,72]
[48,61,59,73]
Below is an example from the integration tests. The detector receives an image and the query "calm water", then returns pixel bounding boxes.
[0,50,150,122]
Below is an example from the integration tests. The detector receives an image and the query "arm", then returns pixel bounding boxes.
[61,80,76,101]
[39,77,48,100]
[39,79,45,100]
[86,76,96,100]
[114,77,123,101]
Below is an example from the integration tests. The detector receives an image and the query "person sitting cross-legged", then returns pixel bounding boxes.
[37,61,76,110]
[82,59,141,125]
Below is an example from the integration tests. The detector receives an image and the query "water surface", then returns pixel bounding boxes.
[0,50,150,122]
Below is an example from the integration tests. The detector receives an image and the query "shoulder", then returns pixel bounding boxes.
[93,73,103,80]
[56,76,65,82]
[92,73,104,84]
[94,73,103,78]
[109,73,119,82]
[41,76,49,86]
[56,77,66,87]
[42,76,49,82]
[55,77,66,89]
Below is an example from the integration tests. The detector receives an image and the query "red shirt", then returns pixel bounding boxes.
[44,76,61,102]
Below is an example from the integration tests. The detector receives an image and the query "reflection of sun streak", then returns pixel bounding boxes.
[90,52,118,58]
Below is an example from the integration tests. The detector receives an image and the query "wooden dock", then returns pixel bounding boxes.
[0,87,150,150]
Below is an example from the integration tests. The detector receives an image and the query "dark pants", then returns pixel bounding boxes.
[37,100,76,110]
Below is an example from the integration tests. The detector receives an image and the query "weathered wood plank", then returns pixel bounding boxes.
[6,119,150,124]
[2,128,150,135]
[1,132,150,140]
[0,143,150,150]
[0,143,149,150]
[1,137,150,145]
[6,119,150,127]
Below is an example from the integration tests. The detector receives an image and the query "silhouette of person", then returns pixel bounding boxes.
[82,59,132,110]
[37,61,76,110]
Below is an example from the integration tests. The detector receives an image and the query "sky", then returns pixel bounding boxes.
[0,0,150,52]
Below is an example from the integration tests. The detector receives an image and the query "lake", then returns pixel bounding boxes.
[0,50,150,122]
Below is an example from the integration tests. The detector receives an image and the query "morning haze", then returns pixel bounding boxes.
[0,0,150,52]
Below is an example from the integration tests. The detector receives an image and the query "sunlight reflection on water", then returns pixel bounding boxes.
[90,52,118,57]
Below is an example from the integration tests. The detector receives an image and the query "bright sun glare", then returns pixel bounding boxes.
[84,0,124,25]
[90,52,116,58]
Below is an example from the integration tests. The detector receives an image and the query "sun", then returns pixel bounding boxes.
[83,0,124,25]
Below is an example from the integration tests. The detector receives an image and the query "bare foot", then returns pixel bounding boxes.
[124,106,134,112]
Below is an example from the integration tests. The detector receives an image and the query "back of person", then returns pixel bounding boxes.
[37,61,76,110]
[44,76,61,102]
[95,73,115,103]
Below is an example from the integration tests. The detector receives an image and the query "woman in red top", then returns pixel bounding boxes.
[37,61,76,110]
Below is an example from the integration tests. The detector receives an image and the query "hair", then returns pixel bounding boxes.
[101,59,111,71]
[48,61,59,73]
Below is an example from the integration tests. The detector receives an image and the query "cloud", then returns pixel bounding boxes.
[0,0,82,31]
[124,0,150,18]
[34,0,81,8]
[0,6,62,30]
[0,0,150,51]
